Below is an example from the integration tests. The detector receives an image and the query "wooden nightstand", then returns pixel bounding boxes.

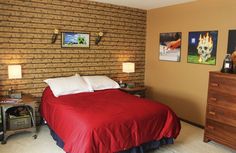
[0,94,37,144]
[120,86,147,98]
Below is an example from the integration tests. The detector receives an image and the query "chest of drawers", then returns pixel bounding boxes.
[204,72,236,150]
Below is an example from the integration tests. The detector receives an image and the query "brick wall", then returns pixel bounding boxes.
[0,0,146,98]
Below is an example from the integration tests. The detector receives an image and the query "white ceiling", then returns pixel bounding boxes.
[91,0,197,10]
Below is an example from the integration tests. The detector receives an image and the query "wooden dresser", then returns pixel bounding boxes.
[204,71,236,150]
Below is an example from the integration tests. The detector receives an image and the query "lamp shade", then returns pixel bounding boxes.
[122,62,135,73]
[8,65,22,79]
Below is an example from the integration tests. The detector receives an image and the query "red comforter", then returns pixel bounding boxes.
[41,87,180,153]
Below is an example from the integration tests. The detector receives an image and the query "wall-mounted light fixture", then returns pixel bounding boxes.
[51,29,59,44]
[95,32,104,45]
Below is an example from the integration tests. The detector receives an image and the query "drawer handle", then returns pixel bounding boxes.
[210,97,217,101]
[209,111,216,115]
[211,83,219,87]
[207,125,215,130]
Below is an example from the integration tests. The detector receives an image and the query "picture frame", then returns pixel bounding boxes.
[187,31,218,65]
[62,32,90,48]
[227,30,236,54]
[159,32,181,62]
[227,30,236,72]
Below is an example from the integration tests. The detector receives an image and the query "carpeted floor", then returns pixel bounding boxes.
[0,122,235,153]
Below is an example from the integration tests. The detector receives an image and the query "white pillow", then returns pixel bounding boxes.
[82,76,120,91]
[44,74,93,97]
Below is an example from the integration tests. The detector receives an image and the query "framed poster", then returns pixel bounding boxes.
[227,30,236,71]
[227,30,236,54]
[62,32,90,48]
[188,31,218,65]
[159,32,181,62]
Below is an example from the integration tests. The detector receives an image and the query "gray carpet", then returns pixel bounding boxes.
[0,122,235,153]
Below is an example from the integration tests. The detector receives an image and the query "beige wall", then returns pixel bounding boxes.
[145,0,236,125]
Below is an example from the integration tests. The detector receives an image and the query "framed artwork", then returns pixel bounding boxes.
[62,32,90,48]
[188,31,218,65]
[159,32,181,62]
[227,30,236,54]
[227,30,236,72]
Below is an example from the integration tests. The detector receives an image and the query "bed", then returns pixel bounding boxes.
[40,86,180,153]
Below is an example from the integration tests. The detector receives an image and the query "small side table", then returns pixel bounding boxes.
[0,94,37,144]
[120,86,147,98]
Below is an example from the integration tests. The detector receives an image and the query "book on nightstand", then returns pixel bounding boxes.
[0,98,22,104]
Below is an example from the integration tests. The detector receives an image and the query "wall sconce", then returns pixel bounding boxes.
[95,32,104,45]
[8,65,22,98]
[51,29,59,44]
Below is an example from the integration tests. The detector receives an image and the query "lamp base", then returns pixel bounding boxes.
[8,87,14,97]
[10,93,22,99]
[127,82,135,88]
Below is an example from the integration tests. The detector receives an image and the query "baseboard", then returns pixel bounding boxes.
[180,118,204,129]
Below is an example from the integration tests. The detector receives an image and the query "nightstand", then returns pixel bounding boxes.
[120,86,147,98]
[0,94,37,144]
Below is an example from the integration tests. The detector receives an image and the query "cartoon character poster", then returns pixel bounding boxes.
[188,31,218,65]
[159,32,181,62]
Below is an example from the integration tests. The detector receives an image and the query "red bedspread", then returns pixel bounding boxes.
[41,87,180,153]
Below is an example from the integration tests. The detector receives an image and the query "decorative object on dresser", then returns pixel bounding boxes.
[120,86,147,98]
[204,71,236,150]
[122,62,135,88]
[7,65,22,99]
[0,94,37,144]
[231,51,236,73]
[221,54,233,73]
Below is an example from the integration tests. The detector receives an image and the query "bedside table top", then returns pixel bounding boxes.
[120,86,147,92]
[0,94,36,106]
[21,94,37,103]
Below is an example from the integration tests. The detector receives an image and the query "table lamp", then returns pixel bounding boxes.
[122,62,135,88]
[8,65,22,98]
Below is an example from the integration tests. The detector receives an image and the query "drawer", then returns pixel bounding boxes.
[208,91,236,111]
[207,105,236,127]
[205,119,236,148]
[209,73,236,96]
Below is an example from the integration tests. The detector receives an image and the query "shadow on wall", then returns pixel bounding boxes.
[146,86,203,126]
